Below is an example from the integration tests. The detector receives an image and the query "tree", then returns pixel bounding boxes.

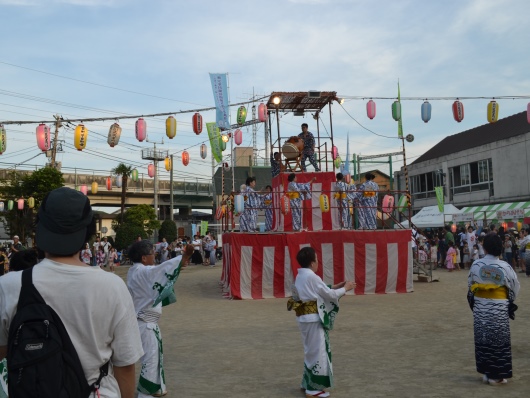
[113,223,146,250]
[158,219,177,243]
[112,204,160,238]
[0,167,64,239]
[111,163,133,222]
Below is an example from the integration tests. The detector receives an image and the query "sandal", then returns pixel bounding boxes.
[305,390,330,397]
[488,378,507,385]
[152,391,168,397]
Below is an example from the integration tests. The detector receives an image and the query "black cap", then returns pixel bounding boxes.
[36,187,93,255]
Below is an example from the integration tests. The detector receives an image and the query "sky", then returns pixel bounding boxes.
[0,0,529,186]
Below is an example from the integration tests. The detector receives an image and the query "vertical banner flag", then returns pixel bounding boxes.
[435,186,444,213]
[206,122,222,163]
[201,220,209,234]
[209,73,230,130]
[191,223,197,238]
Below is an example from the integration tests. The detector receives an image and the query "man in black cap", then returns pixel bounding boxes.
[0,187,143,397]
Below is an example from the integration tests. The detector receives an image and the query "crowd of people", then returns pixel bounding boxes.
[412,222,530,276]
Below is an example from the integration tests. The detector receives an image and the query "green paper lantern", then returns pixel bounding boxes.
[7,200,13,211]
[391,101,401,121]
[396,195,408,212]
[131,169,139,182]
[237,106,247,125]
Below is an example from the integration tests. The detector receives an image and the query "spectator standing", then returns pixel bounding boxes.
[81,242,92,265]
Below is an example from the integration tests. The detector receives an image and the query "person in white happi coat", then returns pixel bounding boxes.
[127,241,194,398]
[288,247,355,397]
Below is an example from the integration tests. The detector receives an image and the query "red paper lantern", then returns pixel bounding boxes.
[366,99,376,119]
[148,164,155,178]
[331,146,339,160]
[280,194,290,215]
[36,123,51,151]
[452,100,464,122]
[182,151,189,166]
[136,118,147,142]
[106,176,112,191]
[258,103,267,122]
[192,113,203,135]
[234,129,243,145]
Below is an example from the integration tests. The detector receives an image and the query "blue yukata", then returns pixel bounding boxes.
[262,192,273,231]
[353,180,378,229]
[288,181,312,231]
[242,186,260,232]
[298,131,320,172]
[334,180,351,229]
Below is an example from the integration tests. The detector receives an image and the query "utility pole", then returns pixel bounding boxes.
[50,115,62,169]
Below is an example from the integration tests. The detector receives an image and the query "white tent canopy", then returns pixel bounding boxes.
[399,204,462,229]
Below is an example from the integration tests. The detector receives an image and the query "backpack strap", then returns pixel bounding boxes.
[91,361,110,391]
[18,267,46,308]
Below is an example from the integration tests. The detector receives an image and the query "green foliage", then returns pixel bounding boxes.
[112,204,160,237]
[113,223,146,251]
[0,167,65,239]
[111,163,133,222]
[158,219,177,243]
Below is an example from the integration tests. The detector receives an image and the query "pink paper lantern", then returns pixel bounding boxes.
[366,100,376,119]
[80,185,88,195]
[17,198,24,210]
[36,123,51,151]
[258,103,267,122]
[331,145,339,160]
[148,164,155,178]
[136,118,147,142]
[234,129,243,145]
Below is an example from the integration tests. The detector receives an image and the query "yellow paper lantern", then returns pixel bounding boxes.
[28,197,35,209]
[164,156,172,171]
[166,116,176,139]
[319,194,330,212]
[91,181,98,194]
[74,123,88,151]
[487,100,499,123]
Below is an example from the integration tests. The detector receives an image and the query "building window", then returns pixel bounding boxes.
[408,171,445,200]
[450,158,493,195]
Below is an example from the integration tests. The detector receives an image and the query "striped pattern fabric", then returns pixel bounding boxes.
[460,201,530,222]
[272,172,339,232]
[221,230,413,299]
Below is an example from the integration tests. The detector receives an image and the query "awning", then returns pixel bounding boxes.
[459,201,530,222]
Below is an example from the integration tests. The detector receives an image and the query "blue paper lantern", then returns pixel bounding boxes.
[421,101,432,123]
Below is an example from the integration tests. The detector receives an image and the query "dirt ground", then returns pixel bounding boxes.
[114,262,530,398]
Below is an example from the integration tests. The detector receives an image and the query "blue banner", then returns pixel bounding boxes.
[209,73,230,130]
[191,223,197,238]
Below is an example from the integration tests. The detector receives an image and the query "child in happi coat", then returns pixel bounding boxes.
[446,241,456,272]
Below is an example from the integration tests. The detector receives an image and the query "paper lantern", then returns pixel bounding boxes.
[215,205,226,220]
[91,182,98,194]
[116,175,122,188]
[527,103,530,124]
[200,143,207,159]
[164,156,172,171]
[135,118,146,142]
[366,99,376,119]
[148,164,155,178]
[382,195,394,213]
[7,200,13,211]
[237,106,247,125]
[131,169,139,182]
[107,123,121,147]
[106,176,112,191]
[396,195,408,212]
[234,129,243,145]
[17,198,24,210]
[391,101,401,121]
[80,185,88,195]
[487,100,499,123]
[192,113,203,135]
[74,123,88,151]
[331,146,339,160]
[182,151,189,166]
[0,202,4,212]
[28,197,35,209]
[451,224,457,233]
[223,162,230,172]
[452,100,464,122]
[0,125,6,154]
[344,173,351,184]
[421,101,431,123]
[165,116,176,139]
[258,103,267,122]
[280,194,290,215]
[36,123,51,151]
[334,156,342,169]
[319,194,330,212]
[234,194,245,214]
[219,136,226,151]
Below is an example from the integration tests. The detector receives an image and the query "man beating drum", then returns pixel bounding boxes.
[298,123,321,172]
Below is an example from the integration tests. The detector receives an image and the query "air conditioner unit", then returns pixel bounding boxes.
[308,91,321,98]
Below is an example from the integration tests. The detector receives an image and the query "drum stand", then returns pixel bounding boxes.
[284,156,302,172]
